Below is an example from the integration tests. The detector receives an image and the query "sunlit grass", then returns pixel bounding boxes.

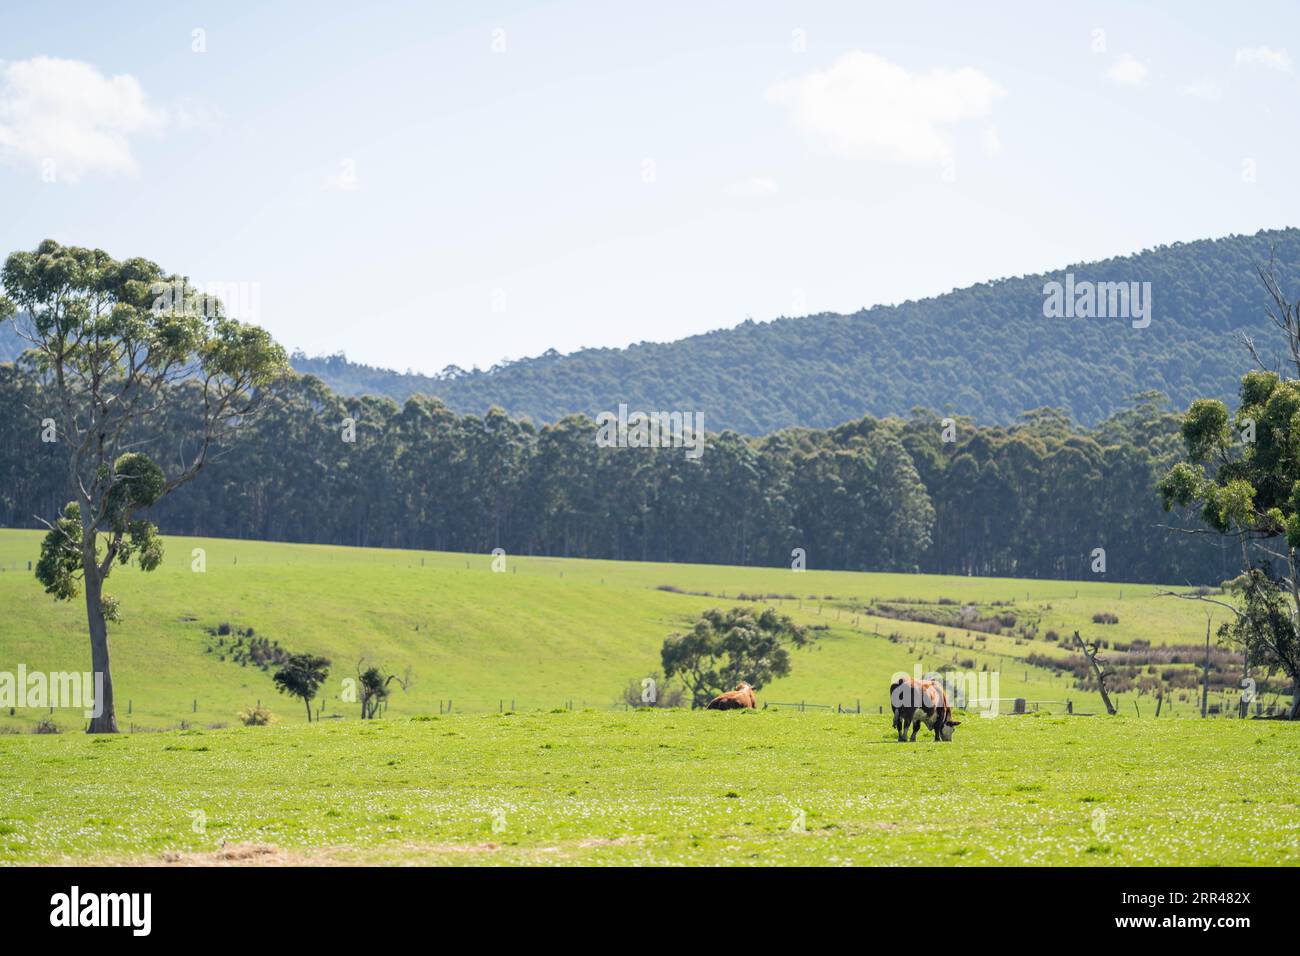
[0,529,1240,731]
[0,711,1294,865]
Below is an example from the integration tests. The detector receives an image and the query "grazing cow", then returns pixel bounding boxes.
[706,681,757,710]
[890,676,960,742]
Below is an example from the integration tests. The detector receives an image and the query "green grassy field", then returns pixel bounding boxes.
[0,529,1240,731]
[1,529,1296,866]
[1,711,1295,865]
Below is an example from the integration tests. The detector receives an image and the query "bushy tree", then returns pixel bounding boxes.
[661,606,814,708]
[1159,269,1300,717]
[273,654,331,722]
[1216,568,1300,712]
[2,240,287,732]
[620,671,686,709]
[356,660,409,719]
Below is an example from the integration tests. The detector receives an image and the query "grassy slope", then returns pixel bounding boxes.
[0,529,1232,730]
[0,712,1295,865]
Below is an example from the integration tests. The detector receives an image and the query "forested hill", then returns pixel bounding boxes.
[289,228,1300,431]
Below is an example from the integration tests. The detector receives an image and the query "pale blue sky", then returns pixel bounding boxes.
[1,1,1297,373]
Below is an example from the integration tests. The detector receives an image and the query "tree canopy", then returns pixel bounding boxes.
[661,607,814,708]
[1158,269,1300,716]
[2,239,287,731]
[274,654,332,722]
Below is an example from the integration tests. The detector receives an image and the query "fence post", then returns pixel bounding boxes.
[1201,618,1211,718]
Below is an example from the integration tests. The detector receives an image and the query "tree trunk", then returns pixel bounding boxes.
[82,564,119,733]
[1074,631,1116,715]
[304,696,312,723]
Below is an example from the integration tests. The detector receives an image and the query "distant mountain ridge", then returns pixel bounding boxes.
[7,229,1300,431]
[289,228,1300,430]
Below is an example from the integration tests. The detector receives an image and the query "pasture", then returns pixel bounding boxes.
[2,529,1296,866]
[0,529,1242,732]
[0,711,1295,865]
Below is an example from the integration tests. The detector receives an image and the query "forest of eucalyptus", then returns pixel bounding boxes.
[0,362,1233,585]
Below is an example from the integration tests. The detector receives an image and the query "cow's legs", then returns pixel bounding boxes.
[894,708,909,741]
[909,719,920,742]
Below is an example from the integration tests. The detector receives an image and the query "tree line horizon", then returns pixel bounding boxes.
[0,361,1236,585]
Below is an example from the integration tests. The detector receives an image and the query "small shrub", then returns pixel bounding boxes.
[32,718,60,734]
[1092,612,1119,625]
[237,704,276,726]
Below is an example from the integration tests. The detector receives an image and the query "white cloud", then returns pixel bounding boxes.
[1106,54,1149,87]
[1235,46,1292,73]
[0,56,164,182]
[724,176,778,198]
[766,52,1005,165]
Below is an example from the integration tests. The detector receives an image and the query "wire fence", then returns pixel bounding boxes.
[3,686,1293,733]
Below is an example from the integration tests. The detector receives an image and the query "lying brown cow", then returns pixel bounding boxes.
[706,681,757,710]
[890,676,960,742]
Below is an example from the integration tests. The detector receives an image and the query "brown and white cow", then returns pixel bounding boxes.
[706,681,757,710]
[890,675,960,742]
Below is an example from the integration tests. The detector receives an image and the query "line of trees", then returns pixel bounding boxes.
[0,361,1234,584]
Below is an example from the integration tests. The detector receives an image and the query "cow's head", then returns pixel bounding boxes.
[939,719,961,742]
